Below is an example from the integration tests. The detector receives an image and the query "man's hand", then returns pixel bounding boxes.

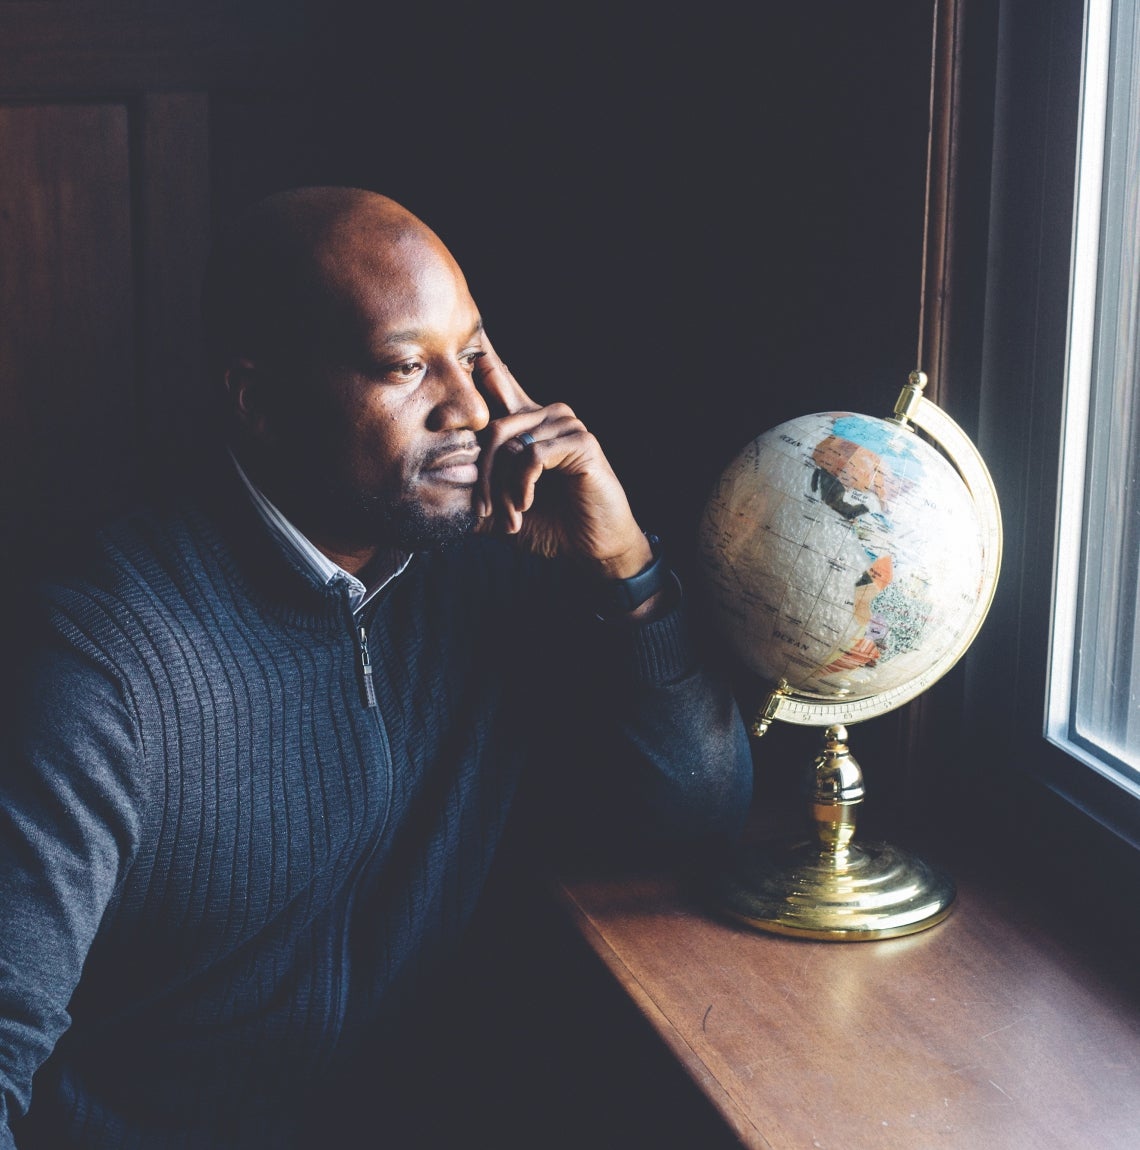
[472,339,653,581]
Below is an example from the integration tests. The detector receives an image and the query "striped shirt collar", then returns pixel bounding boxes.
[229,451,412,613]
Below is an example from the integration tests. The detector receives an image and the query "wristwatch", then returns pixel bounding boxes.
[596,533,672,615]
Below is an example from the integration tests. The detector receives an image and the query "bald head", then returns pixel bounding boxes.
[201,187,458,382]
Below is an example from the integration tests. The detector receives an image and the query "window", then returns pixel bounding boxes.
[962,0,1140,849]
[1047,0,1140,790]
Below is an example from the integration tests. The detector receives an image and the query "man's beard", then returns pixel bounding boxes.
[293,440,481,552]
[364,495,478,551]
[334,484,478,551]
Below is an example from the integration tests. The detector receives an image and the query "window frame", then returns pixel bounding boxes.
[963,0,1140,848]
[1046,0,1140,788]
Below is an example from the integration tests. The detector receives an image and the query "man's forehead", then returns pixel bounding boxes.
[314,214,432,284]
[312,234,478,346]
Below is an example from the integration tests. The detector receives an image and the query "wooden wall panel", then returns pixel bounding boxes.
[0,103,136,569]
[136,92,212,479]
[0,1,307,572]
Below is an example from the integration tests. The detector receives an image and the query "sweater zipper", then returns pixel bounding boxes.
[357,621,377,708]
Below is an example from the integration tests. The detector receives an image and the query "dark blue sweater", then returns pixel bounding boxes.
[0,475,752,1148]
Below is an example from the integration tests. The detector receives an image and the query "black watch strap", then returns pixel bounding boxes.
[596,534,670,614]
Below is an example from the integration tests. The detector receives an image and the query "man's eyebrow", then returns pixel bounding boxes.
[378,319,484,347]
[379,330,425,347]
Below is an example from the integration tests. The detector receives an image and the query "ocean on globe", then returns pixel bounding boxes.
[698,411,986,703]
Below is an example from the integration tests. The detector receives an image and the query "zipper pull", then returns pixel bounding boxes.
[357,622,377,708]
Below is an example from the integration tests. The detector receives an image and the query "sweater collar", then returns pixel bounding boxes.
[177,447,407,631]
[226,451,412,613]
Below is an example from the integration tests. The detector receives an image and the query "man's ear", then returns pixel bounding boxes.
[223,358,273,441]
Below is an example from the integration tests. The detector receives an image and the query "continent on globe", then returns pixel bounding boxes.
[698,411,986,703]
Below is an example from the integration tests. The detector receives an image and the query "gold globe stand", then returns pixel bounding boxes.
[716,724,956,941]
[711,373,1001,941]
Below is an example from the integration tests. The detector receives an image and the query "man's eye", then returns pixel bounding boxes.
[461,350,487,372]
[384,360,424,381]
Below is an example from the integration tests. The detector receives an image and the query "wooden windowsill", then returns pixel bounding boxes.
[551,833,1140,1150]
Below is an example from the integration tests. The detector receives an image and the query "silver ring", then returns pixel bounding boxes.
[516,432,537,448]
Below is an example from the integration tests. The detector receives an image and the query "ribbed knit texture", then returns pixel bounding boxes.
[0,473,753,1149]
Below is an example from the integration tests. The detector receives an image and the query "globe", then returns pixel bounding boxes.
[694,375,1002,940]
[697,409,987,713]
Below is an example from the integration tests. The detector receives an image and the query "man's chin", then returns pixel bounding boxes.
[386,502,478,551]
[329,482,479,552]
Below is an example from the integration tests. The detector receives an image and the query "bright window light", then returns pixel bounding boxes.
[1048,0,1140,790]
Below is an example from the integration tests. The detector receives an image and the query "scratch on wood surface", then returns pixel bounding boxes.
[989,1080,1014,1102]
[702,1003,713,1032]
[980,1018,1022,1039]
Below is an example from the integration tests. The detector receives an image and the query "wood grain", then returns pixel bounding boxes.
[0,103,137,563]
[555,865,1140,1150]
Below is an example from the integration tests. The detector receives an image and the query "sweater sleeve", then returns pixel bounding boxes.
[0,642,143,1146]
[524,571,753,858]
[589,593,754,845]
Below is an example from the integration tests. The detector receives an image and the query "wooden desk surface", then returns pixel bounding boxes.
[553,859,1140,1150]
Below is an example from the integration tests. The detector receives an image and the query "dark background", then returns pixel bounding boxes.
[302,2,934,565]
[0,0,934,583]
[0,3,940,1143]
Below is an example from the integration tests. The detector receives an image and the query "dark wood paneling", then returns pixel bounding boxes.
[0,0,310,556]
[136,92,212,478]
[0,103,136,568]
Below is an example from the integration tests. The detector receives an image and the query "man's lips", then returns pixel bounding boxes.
[422,446,481,486]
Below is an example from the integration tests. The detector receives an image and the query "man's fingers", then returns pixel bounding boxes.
[475,337,539,415]
[477,411,584,530]
[476,404,567,518]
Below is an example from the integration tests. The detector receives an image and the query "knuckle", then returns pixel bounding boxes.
[485,422,517,447]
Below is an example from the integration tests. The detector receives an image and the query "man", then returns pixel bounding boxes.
[0,187,752,1147]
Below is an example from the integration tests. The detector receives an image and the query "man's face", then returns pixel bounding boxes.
[264,225,491,555]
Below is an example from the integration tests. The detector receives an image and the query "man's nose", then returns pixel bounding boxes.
[428,362,490,432]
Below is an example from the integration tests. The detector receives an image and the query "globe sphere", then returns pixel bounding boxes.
[698,411,986,704]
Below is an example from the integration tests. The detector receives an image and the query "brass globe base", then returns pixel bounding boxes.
[712,723,956,940]
[714,838,956,941]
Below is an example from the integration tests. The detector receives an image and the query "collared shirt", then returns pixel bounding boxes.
[229,451,412,614]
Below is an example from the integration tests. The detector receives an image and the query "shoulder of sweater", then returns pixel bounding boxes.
[32,499,243,661]
[43,502,201,602]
